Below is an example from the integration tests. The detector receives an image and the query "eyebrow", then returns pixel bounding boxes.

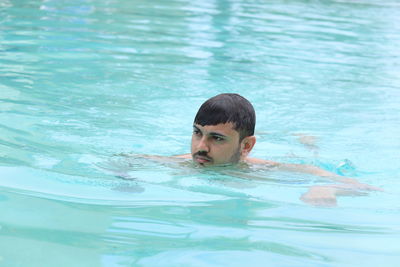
[193,125,201,132]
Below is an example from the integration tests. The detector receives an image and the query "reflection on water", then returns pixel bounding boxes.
[1,188,396,266]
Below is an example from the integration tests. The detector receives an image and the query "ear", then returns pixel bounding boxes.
[240,136,256,158]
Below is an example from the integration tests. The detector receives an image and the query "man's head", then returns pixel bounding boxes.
[191,93,256,166]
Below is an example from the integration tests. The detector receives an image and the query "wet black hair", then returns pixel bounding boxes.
[194,93,256,141]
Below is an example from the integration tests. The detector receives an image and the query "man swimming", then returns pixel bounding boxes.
[173,93,381,205]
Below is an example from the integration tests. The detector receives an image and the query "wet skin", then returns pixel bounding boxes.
[191,122,255,166]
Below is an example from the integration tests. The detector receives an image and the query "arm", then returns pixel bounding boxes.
[276,162,381,191]
[247,157,382,206]
[115,153,190,164]
[284,163,383,206]
[247,157,377,188]
[173,154,191,159]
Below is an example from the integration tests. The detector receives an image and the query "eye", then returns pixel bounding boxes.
[193,129,201,135]
[213,136,224,142]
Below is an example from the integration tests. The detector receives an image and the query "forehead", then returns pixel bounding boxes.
[194,122,239,137]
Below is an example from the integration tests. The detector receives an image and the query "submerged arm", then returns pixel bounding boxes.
[116,153,190,164]
[280,163,383,206]
[247,158,382,206]
[276,163,364,185]
[276,162,381,190]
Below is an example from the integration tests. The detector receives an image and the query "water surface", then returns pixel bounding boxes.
[1,0,400,266]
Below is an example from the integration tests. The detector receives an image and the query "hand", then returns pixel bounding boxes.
[300,186,338,207]
[300,182,381,207]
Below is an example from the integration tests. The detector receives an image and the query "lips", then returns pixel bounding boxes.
[193,155,213,164]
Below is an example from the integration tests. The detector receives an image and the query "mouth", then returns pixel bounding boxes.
[193,155,213,165]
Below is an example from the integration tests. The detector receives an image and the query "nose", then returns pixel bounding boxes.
[196,136,210,153]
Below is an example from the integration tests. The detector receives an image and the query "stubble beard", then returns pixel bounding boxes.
[229,147,242,164]
[192,145,242,166]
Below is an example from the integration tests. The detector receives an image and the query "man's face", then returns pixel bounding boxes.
[191,122,242,166]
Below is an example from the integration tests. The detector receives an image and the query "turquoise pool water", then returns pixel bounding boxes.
[1,0,400,266]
